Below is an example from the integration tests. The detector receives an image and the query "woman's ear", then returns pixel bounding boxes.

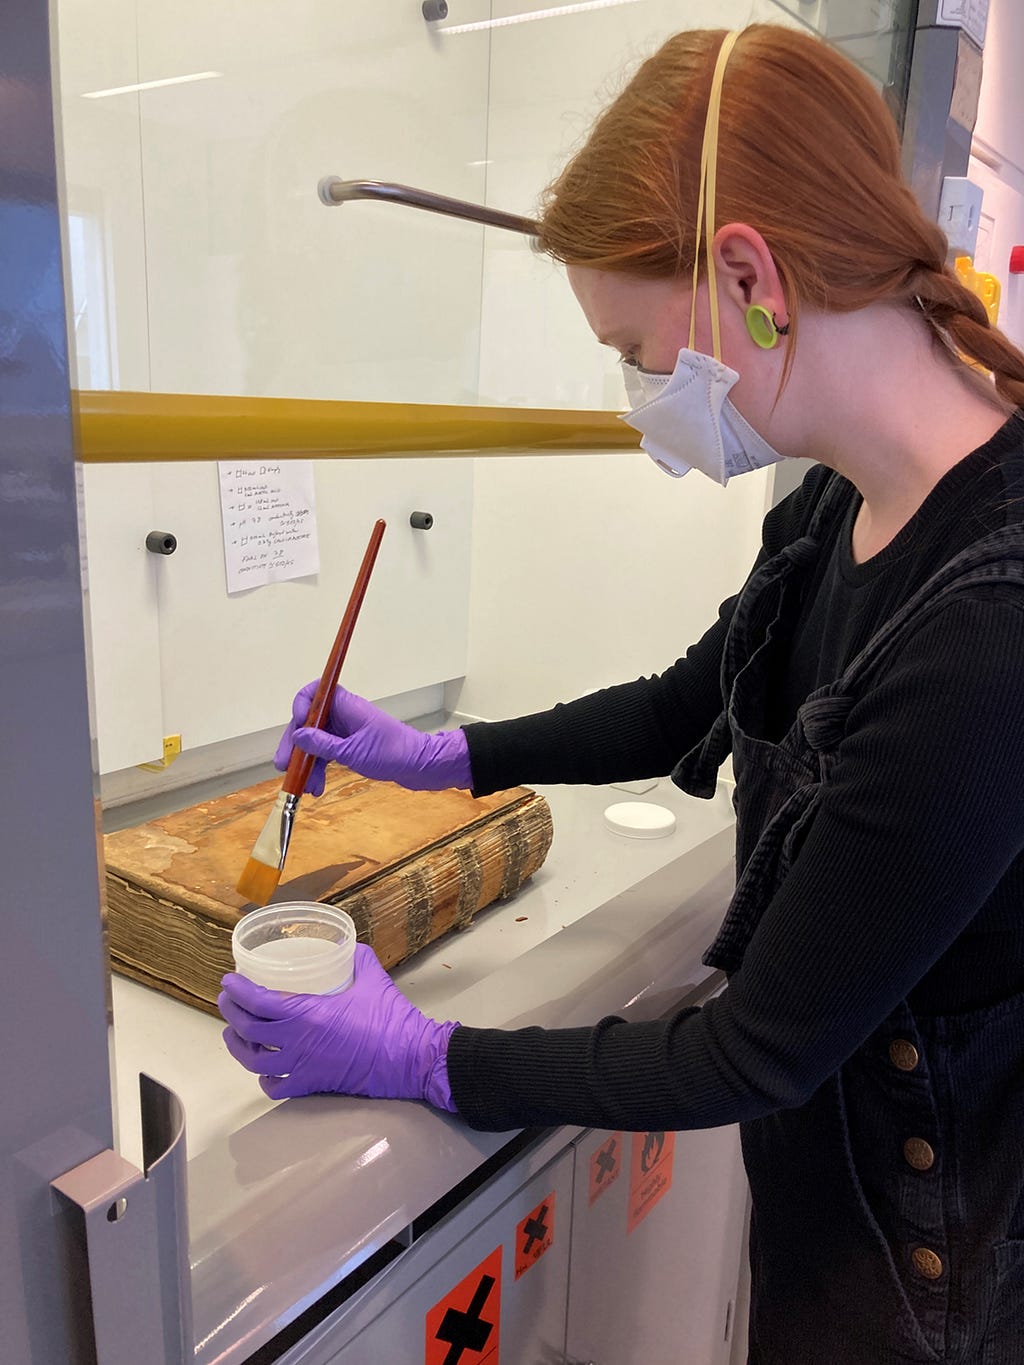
[712,223,787,322]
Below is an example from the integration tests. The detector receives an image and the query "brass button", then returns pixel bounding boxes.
[912,1247,944,1279]
[903,1138,935,1171]
[889,1039,919,1071]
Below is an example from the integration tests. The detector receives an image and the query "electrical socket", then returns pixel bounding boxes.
[939,176,984,257]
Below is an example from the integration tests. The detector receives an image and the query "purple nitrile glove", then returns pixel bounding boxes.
[273,680,473,797]
[218,943,460,1108]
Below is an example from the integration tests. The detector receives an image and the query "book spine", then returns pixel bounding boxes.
[332,793,554,967]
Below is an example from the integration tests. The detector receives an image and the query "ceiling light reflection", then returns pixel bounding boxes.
[82,71,223,99]
[442,0,643,37]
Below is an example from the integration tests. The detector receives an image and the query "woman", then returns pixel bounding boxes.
[219,25,1024,1362]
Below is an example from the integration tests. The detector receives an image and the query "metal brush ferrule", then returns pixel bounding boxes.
[277,792,300,868]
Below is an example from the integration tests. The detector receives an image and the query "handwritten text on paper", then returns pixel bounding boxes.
[218,460,320,593]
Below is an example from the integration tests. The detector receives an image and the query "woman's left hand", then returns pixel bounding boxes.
[218,943,459,1109]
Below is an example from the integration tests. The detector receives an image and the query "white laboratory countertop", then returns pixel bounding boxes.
[109,775,738,1363]
[111,775,735,1164]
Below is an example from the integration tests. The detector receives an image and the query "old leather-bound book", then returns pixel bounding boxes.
[104,767,553,1015]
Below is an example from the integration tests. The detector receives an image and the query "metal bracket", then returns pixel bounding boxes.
[51,1074,192,1364]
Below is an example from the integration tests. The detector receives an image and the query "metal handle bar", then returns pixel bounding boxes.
[318,176,540,239]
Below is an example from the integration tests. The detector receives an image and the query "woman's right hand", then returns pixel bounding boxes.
[273,681,473,795]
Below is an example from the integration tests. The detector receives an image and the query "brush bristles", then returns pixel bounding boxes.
[236,855,283,906]
[237,790,298,905]
[250,791,288,866]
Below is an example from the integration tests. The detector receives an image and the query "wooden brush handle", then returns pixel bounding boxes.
[281,518,386,798]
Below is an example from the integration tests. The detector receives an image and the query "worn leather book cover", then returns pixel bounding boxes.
[104,767,554,1016]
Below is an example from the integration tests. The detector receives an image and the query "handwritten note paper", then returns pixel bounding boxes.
[218,460,320,594]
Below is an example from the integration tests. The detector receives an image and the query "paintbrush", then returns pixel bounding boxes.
[236,518,386,905]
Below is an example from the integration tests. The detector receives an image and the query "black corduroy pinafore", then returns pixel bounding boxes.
[674,476,1024,1364]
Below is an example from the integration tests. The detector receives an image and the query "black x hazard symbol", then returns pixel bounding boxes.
[515,1192,555,1279]
[588,1131,623,1205]
[426,1246,501,1364]
[522,1206,548,1254]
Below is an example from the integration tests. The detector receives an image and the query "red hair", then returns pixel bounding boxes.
[538,25,1024,407]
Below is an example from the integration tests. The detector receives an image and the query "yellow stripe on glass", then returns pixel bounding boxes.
[73,391,643,464]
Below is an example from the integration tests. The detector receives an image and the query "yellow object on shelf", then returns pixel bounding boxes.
[137,733,182,773]
[955,256,1001,325]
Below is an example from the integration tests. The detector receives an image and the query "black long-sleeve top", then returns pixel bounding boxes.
[445,411,1024,1133]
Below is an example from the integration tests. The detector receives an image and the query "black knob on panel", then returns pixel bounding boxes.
[422,0,448,18]
[146,530,177,555]
[410,511,434,531]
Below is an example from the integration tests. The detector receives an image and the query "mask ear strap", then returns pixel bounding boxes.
[689,30,741,359]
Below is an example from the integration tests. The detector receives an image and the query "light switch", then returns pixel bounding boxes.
[938,177,984,257]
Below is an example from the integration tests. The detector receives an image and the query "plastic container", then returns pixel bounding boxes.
[603,801,677,839]
[232,902,356,994]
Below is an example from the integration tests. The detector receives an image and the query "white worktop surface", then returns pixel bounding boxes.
[107,771,738,1363]
[111,774,736,1165]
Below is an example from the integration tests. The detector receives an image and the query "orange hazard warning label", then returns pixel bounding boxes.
[627,1130,675,1234]
[425,1246,501,1364]
[588,1132,623,1205]
[515,1192,555,1279]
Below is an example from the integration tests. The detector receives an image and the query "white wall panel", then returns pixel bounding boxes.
[458,0,791,724]
[150,458,471,751]
[970,0,1024,351]
[973,0,1024,177]
[60,2,482,773]
[135,0,493,404]
[455,452,772,721]
[56,0,151,393]
[968,155,1024,350]
[128,2,486,761]
[80,466,166,772]
[59,0,164,771]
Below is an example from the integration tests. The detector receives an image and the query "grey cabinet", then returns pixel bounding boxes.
[331,1154,571,1364]
[278,1133,574,1365]
[565,1125,748,1365]
[277,1119,748,1365]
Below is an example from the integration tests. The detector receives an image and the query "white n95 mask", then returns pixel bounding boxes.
[620,351,782,484]
[619,29,785,486]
